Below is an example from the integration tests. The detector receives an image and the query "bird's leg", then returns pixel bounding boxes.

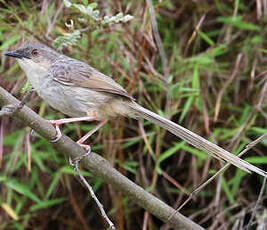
[69,120,107,165]
[50,116,97,142]
[76,120,107,145]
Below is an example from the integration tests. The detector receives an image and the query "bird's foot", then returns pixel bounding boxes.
[69,144,91,166]
[49,120,62,142]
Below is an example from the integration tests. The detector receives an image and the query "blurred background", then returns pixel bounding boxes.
[0,0,266,229]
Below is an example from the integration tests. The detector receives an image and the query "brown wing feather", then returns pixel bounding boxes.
[51,58,134,100]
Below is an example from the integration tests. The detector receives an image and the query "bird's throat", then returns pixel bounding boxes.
[18,59,49,92]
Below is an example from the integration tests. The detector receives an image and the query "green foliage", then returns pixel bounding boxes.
[53,30,81,51]
[53,0,133,50]
[5,179,41,203]
[64,0,133,24]
[156,141,186,174]
[217,16,261,31]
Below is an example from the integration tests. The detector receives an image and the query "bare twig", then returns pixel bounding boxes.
[256,0,262,19]
[138,120,154,156]
[0,117,4,167]
[45,1,65,38]
[26,128,31,171]
[246,177,266,230]
[184,14,206,56]
[145,0,172,116]
[161,171,190,195]
[256,81,267,119]
[70,152,115,230]
[142,211,149,230]
[214,54,243,122]
[145,0,169,78]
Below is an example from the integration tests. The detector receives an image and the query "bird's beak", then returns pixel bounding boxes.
[4,50,31,59]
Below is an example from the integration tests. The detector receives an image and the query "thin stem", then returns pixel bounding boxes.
[71,153,115,230]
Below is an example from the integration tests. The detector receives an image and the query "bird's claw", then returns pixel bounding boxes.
[30,129,35,136]
[69,145,91,166]
[50,133,62,143]
[49,122,62,142]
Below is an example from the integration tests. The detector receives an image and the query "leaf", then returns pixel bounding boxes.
[250,127,267,135]
[156,142,185,173]
[122,165,137,174]
[217,16,260,31]
[229,169,246,195]
[30,198,66,211]
[1,203,19,220]
[102,13,133,25]
[245,156,267,164]
[0,35,20,50]
[62,0,133,25]
[221,176,235,204]
[181,145,207,160]
[63,0,72,8]
[198,30,215,46]
[45,172,61,199]
[53,30,81,51]
[60,165,92,177]
[88,2,97,9]
[6,180,41,203]
[239,106,251,125]
[122,161,139,174]
[121,15,134,23]
[179,96,193,123]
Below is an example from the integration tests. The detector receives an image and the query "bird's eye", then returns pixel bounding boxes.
[31,49,39,56]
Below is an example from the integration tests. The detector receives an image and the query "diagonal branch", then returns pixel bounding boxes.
[0,86,203,230]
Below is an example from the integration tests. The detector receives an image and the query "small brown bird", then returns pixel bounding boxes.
[4,42,267,177]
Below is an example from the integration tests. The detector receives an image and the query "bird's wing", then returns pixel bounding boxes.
[51,59,134,100]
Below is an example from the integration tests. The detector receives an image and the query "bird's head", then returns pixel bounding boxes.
[4,42,59,70]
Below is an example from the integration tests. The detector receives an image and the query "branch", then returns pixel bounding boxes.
[0,86,204,230]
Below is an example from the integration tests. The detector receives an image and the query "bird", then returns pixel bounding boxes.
[4,42,267,177]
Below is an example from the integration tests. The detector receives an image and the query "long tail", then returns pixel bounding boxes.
[130,103,267,177]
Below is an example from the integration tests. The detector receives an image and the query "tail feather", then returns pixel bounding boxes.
[131,103,267,177]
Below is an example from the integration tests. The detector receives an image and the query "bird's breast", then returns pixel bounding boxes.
[38,78,120,119]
